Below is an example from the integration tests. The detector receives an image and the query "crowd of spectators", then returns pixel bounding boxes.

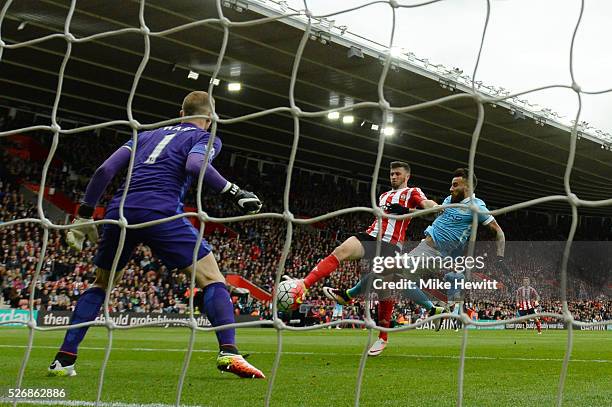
[465,299,612,323]
[1,108,610,326]
[287,297,612,327]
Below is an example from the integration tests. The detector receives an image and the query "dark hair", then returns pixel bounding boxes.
[453,167,477,188]
[390,161,411,173]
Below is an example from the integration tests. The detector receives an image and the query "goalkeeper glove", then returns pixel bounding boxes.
[383,203,410,215]
[66,204,98,252]
[223,183,262,214]
[495,255,511,274]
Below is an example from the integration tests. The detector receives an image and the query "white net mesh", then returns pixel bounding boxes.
[0,0,610,406]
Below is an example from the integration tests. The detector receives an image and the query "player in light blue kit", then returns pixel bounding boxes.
[327,168,507,355]
[48,91,265,378]
[444,269,465,331]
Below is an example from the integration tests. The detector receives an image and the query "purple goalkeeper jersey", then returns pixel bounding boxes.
[106,123,222,215]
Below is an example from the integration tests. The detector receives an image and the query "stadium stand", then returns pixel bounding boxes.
[1,112,610,325]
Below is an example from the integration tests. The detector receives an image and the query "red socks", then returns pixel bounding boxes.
[378,299,395,341]
[304,254,340,288]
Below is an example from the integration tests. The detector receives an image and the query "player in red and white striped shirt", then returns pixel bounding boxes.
[516,277,542,334]
[288,162,437,346]
[365,184,429,246]
[298,162,436,290]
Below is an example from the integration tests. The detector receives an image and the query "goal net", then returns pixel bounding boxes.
[0,0,610,406]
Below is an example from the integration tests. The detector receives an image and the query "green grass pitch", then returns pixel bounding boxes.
[1,327,610,406]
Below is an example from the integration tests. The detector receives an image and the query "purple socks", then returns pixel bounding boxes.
[59,283,236,356]
[60,287,105,355]
[203,282,236,351]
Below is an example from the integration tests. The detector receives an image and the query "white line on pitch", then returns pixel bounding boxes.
[0,398,201,407]
[0,344,609,363]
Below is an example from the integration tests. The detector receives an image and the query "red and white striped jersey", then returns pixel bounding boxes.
[366,187,427,246]
[516,286,539,310]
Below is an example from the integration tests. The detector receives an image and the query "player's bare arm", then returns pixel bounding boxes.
[386,198,439,215]
[487,219,509,274]
[487,219,506,257]
[419,199,439,209]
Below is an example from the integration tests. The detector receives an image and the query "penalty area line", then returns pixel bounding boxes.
[0,344,609,363]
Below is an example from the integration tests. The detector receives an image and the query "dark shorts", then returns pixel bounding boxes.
[94,208,211,271]
[518,308,536,317]
[355,232,399,260]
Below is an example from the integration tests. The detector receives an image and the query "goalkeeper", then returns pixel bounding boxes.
[48,91,265,379]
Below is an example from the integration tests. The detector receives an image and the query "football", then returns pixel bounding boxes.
[276,279,302,312]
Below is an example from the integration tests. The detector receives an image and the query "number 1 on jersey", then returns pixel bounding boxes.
[144,133,176,164]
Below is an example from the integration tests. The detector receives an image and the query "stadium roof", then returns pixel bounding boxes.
[2,0,611,216]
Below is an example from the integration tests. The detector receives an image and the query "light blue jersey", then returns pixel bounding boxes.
[424,195,494,257]
[332,303,343,318]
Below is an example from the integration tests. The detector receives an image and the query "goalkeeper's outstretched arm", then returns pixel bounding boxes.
[81,146,132,212]
[185,152,262,214]
[67,146,131,251]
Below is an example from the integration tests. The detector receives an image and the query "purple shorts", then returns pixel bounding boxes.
[94,208,211,271]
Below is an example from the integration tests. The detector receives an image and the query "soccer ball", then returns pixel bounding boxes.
[276,279,304,312]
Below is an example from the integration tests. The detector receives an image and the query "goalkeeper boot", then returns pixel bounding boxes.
[429,306,448,332]
[367,338,387,357]
[47,351,77,377]
[216,351,265,379]
[323,287,352,306]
